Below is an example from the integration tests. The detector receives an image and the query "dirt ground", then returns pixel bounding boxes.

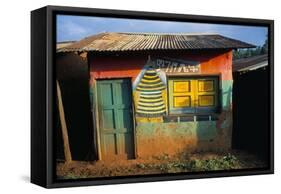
[56,150,267,179]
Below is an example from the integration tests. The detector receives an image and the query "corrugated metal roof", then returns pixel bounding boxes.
[233,54,268,72]
[58,32,255,53]
[56,41,76,49]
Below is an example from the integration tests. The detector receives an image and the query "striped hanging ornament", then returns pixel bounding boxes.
[136,67,166,117]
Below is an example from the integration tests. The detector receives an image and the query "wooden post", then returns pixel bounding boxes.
[56,80,72,163]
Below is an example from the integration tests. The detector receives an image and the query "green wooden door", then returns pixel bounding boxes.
[97,79,134,160]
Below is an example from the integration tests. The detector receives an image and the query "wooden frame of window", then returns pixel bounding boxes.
[168,76,219,114]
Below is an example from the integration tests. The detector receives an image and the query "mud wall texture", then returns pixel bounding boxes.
[89,50,233,159]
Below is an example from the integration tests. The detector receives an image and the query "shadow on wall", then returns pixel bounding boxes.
[56,53,96,161]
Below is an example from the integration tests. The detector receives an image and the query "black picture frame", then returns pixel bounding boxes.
[31,5,274,188]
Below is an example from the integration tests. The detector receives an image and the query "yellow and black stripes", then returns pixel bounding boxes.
[136,68,166,116]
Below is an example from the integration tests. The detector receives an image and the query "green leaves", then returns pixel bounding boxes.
[135,153,241,173]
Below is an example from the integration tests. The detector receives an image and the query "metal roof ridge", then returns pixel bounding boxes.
[117,32,220,36]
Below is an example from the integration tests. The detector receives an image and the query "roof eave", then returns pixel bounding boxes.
[57,46,255,53]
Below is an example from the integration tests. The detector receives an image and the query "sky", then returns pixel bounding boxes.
[57,15,268,46]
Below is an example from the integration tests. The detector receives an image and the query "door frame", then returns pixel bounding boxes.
[93,77,136,160]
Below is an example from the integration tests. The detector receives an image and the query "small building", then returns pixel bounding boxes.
[58,32,254,160]
[233,54,268,73]
[57,41,76,50]
[232,54,269,160]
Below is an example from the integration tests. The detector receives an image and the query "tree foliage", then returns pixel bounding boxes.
[233,35,268,60]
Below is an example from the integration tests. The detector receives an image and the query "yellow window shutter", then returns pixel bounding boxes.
[168,77,218,113]
[169,80,194,108]
[197,79,217,107]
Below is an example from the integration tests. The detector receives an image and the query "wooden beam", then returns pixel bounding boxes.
[56,80,72,163]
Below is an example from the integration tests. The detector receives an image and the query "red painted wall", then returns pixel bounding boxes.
[89,50,233,83]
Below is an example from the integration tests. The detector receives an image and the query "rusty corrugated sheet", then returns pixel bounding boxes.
[58,32,255,53]
[56,41,76,50]
[233,54,268,72]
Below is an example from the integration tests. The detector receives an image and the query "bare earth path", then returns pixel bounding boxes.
[57,150,267,179]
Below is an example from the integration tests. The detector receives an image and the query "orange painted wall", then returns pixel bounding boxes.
[200,51,233,81]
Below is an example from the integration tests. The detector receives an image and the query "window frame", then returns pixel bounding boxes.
[167,75,221,115]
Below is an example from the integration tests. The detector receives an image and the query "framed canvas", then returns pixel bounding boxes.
[31,5,274,188]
